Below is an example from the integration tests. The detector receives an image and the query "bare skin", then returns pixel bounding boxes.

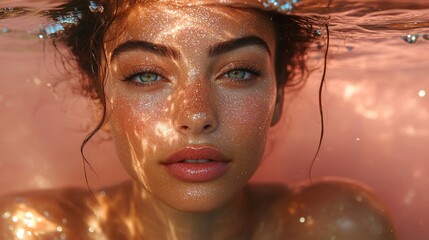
[0,2,396,240]
[0,179,395,239]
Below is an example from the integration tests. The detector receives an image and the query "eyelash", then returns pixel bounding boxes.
[220,65,262,83]
[121,66,165,87]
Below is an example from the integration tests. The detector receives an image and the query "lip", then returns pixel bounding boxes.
[162,146,230,182]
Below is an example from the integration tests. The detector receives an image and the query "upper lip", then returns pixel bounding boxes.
[162,146,230,164]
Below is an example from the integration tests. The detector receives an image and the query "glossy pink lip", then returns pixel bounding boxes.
[162,146,230,182]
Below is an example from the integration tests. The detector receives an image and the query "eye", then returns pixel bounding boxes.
[129,72,162,83]
[224,69,253,80]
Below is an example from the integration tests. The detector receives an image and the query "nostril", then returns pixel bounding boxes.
[175,112,218,134]
[203,124,212,131]
[180,125,190,131]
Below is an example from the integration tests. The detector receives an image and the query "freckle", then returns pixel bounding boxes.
[288,207,296,215]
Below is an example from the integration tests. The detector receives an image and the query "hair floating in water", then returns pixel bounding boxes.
[309,21,330,184]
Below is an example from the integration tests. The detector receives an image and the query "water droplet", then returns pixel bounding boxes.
[43,23,65,37]
[263,0,301,13]
[89,1,104,13]
[418,90,426,97]
[314,29,323,37]
[401,34,418,44]
[57,11,82,26]
[280,3,293,11]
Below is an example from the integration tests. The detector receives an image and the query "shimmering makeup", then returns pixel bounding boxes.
[104,2,279,212]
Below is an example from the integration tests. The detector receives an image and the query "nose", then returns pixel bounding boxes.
[172,82,218,135]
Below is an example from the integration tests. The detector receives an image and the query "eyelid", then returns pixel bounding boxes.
[120,65,166,82]
[218,62,262,79]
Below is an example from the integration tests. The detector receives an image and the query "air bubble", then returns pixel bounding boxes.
[57,12,82,26]
[280,3,293,11]
[1,27,9,33]
[314,29,323,37]
[263,0,302,13]
[43,23,65,37]
[401,34,418,44]
[89,1,104,13]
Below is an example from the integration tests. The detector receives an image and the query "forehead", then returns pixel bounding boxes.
[105,3,276,55]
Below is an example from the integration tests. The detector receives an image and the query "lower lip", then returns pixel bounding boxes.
[164,162,229,182]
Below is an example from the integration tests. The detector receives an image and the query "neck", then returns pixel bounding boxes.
[129,181,251,240]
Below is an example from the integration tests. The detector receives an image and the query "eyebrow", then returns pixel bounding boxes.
[110,35,271,61]
[110,40,180,61]
[208,35,271,57]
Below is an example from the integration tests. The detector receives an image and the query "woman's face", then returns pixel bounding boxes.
[104,2,279,212]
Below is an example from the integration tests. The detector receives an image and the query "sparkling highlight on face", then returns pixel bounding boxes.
[104,3,278,211]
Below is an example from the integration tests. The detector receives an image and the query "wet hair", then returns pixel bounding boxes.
[48,0,320,185]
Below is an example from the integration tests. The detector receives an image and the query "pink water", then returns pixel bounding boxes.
[1,0,429,239]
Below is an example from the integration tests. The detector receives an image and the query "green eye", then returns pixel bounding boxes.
[136,73,162,83]
[226,70,251,79]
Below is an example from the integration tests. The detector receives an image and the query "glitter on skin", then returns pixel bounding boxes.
[0,1,395,239]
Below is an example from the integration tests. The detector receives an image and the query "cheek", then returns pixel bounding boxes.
[221,85,277,162]
[107,91,176,185]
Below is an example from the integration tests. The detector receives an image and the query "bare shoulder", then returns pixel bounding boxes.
[0,187,105,239]
[274,177,396,240]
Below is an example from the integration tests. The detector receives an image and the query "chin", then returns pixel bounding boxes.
[152,181,246,213]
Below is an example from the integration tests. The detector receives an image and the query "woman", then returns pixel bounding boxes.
[0,0,395,239]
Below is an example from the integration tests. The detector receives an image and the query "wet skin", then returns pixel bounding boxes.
[0,3,395,240]
[104,3,278,213]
